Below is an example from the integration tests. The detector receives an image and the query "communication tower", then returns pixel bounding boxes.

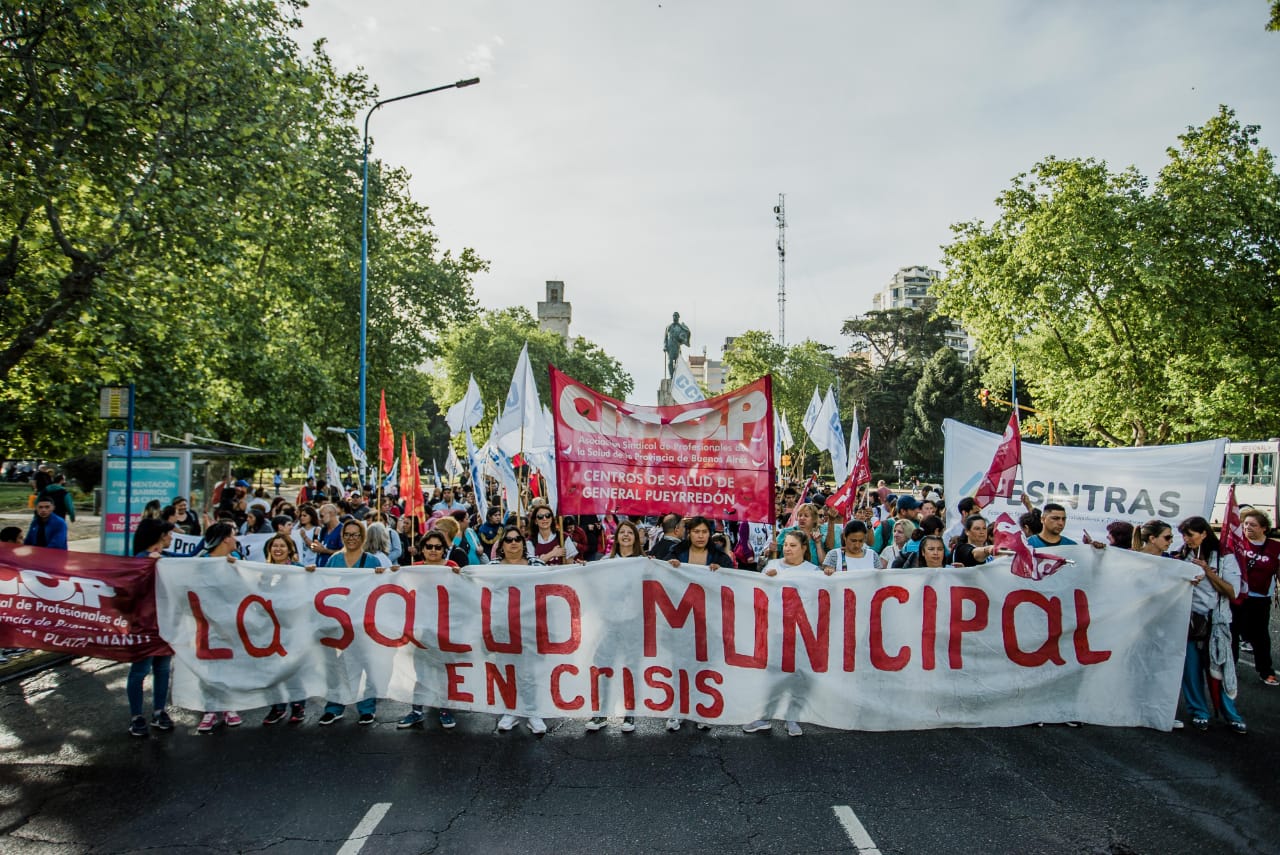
[774,193,786,346]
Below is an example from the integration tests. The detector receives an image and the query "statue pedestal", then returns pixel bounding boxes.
[657,379,675,407]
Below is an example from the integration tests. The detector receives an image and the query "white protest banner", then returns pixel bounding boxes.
[167,531,273,561]
[943,419,1227,543]
[157,547,1190,730]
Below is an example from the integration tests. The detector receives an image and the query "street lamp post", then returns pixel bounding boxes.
[359,77,480,450]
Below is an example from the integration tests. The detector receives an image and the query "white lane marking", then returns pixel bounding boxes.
[833,805,881,854]
[337,802,392,855]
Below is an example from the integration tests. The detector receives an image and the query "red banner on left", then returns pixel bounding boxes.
[0,544,172,660]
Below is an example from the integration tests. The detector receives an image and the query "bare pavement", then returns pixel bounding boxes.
[1,518,1279,853]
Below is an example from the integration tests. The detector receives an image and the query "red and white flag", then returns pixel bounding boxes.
[992,512,1069,580]
[974,412,1022,508]
[302,422,317,460]
[828,429,871,517]
[1220,484,1249,601]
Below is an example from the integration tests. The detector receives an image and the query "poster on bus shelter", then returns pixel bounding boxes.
[101,454,186,555]
[551,367,775,521]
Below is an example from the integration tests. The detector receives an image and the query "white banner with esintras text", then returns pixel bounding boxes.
[156,550,1192,730]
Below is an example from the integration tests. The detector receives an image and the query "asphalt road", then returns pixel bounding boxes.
[3,643,1280,855]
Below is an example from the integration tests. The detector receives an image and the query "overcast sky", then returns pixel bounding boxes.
[300,1,1280,404]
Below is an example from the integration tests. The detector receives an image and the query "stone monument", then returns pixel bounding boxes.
[658,311,691,405]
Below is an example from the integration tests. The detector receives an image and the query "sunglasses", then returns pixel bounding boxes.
[422,543,445,551]
[535,514,553,520]
[503,535,524,543]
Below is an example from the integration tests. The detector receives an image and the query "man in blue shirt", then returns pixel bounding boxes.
[25,497,68,549]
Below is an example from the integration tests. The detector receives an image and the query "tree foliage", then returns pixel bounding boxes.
[431,307,633,448]
[0,0,484,464]
[899,347,971,474]
[937,107,1280,446]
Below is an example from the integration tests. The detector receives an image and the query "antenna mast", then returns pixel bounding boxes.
[774,193,786,347]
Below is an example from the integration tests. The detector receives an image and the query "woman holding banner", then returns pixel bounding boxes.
[1133,520,1175,556]
[397,529,460,732]
[747,530,819,736]
[526,506,578,564]
[668,517,734,572]
[317,519,386,727]
[261,535,309,725]
[194,524,243,733]
[1176,516,1247,733]
[604,521,645,559]
[493,525,549,735]
[953,516,996,567]
[822,520,885,571]
[126,519,177,737]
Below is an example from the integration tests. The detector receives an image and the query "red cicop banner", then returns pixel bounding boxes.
[551,367,775,521]
[0,544,171,660]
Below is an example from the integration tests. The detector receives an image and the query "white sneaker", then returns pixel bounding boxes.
[528,716,547,735]
[665,717,681,731]
[695,722,711,730]
[786,720,803,737]
[497,714,518,731]
[1172,719,1185,730]
[620,716,636,732]
[742,719,771,733]
[585,716,608,731]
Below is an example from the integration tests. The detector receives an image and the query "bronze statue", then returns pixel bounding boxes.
[663,311,691,378]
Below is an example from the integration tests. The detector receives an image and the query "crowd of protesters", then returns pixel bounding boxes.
[6,465,1277,742]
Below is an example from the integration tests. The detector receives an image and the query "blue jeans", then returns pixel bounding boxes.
[1182,638,1244,723]
[324,698,376,716]
[127,656,172,717]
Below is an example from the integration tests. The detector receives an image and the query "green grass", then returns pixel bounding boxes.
[0,483,93,514]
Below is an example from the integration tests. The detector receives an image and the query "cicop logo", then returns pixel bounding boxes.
[0,569,117,608]
[558,383,768,442]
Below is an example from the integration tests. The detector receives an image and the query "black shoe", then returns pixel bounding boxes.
[289,703,306,724]
[263,707,287,726]
[318,711,342,726]
[129,716,148,738]
[150,710,174,731]
[358,712,376,726]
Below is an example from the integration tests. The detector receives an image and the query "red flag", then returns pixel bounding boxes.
[787,474,817,528]
[828,429,871,517]
[378,390,395,474]
[408,449,424,529]
[398,436,412,502]
[992,512,1069,580]
[1220,484,1249,602]
[974,412,1022,508]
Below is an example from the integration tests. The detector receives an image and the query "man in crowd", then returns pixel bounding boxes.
[25,497,68,549]
[37,474,76,522]
[433,487,467,514]
[649,512,685,561]
[308,503,343,567]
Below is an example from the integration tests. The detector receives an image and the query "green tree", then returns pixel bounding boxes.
[938,107,1280,446]
[899,347,970,473]
[432,307,633,446]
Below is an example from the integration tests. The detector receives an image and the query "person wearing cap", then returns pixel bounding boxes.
[125,518,179,737]
[192,523,244,733]
[874,495,920,553]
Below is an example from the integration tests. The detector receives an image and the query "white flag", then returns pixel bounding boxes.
[848,407,860,477]
[325,449,342,492]
[445,375,485,437]
[668,357,705,405]
[778,409,795,451]
[805,389,835,452]
[432,459,443,491]
[465,428,488,521]
[346,432,367,466]
[824,386,848,483]
[306,457,315,479]
[801,386,823,437]
[490,343,547,457]
[445,444,463,480]
[302,422,317,459]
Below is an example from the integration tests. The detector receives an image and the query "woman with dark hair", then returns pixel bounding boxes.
[240,506,271,536]
[1105,520,1134,549]
[493,525,548,735]
[894,516,948,568]
[526,506,577,565]
[398,529,460,733]
[668,516,734,571]
[823,520,885,571]
[917,535,948,569]
[294,504,322,566]
[126,519,177,737]
[1133,520,1174,556]
[953,516,996,567]
[1176,516,1246,733]
[194,523,242,733]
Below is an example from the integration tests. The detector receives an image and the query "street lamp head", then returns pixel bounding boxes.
[456,77,481,88]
